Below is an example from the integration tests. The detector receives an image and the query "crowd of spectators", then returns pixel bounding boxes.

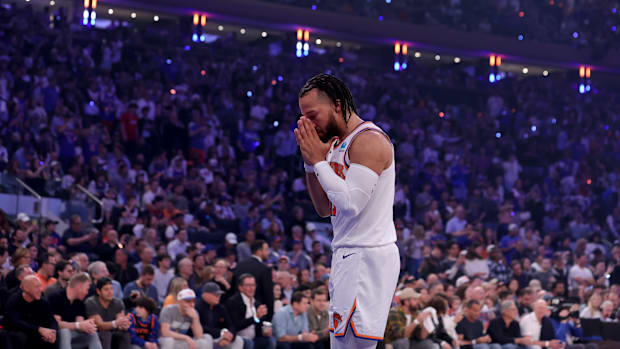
[0,1,620,349]
[264,0,620,60]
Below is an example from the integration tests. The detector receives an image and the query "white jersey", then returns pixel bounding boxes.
[324,121,397,250]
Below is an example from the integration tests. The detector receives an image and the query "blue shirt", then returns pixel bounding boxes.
[272,305,309,340]
[122,280,158,301]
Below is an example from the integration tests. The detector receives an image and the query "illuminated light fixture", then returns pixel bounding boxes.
[217,25,224,31]
[170,89,177,95]
[489,55,496,66]
[108,8,113,14]
[585,67,591,78]
[240,28,246,34]
[193,14,199,25]
[394,43,400,55]
[315,38,321,45]
[336,42,342,47]
[83,0,97,27]
[434,54,440,61]
[153,15,159,22]
[200,15,206,27]
[130,12,136,18]
[261,31,268,37]
[414,52,421,58]
[454,57,461,63]
[543,70,549,76]
[522,67,528,74]
[50,0,55,5]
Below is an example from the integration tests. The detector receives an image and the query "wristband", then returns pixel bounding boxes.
[304,163,314,173]
[473,339,477,345]
[545,341,549,348]
[298,334,303,342]
[112,320,117,329]
[76,321,80,330]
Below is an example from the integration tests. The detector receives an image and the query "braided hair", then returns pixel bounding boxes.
[299,73,358,124]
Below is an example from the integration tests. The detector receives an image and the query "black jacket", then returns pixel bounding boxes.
[5,291,58,335]
[195,297,236,340]
[226,292,267,337]
[233,256,274,320]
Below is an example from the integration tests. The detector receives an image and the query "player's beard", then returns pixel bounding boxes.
[318,111,340,143]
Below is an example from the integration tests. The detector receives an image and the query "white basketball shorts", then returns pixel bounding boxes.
[328,242,400,341]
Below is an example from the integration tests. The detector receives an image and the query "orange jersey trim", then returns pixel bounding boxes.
[328,298,385,341]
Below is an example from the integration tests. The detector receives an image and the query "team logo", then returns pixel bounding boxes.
[333,312,343,329]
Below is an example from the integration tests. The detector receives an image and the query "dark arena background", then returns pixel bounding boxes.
[1,0,620,348]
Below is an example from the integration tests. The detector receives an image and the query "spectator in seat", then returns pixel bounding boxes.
[154,253,175,303]
[5,275,58,348]
[195,282,244,349]
[234,240,275,320]
[456,299,497,349]
[306,288,330,348]
[272,291,319,349]
[123,264,159,302]
[48,272,103,349]
[159,288,213,349]
[35,252,57,289]
[487,300,532,348]
[163,276,189,307]
[227,273,275,349]
[128,296,160,349]
[519,299,562,349]
[88,260,123,298]
[85,277,132,349]
[45,259,75,297]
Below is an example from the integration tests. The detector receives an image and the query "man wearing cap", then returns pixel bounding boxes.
[160,288,213,349]
[195,282,244,349]
[218,233,238,259]
[385,288,428,349]
[42,218,62,249]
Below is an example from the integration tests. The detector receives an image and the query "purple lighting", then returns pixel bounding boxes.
[378,16,384,21]
[572,32,579,38]
[612,26,617,32]
[311,4,316,11]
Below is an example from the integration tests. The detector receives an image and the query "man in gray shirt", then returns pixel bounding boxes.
[160,288,213,349]
[85,277,131,349]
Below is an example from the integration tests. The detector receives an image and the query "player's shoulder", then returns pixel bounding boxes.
[349,129,392,156]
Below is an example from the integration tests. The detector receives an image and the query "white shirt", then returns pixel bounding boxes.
[446,217,467,234]
[153,267,175,303]
[167,239,190,261]
[519,312,542,349]
[238,293,257,339]
[568,265,593,290]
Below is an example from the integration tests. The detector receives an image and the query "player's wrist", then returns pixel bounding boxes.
[303,162,314,173]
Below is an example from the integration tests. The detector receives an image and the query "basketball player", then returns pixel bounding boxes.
[294,73,400,349]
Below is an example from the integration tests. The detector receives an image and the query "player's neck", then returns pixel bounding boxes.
[339,114,364,140]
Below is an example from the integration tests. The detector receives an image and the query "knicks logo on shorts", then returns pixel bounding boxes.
[329,162,346,216]
[333,312,343,329]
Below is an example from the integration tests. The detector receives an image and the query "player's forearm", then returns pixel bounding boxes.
[306,173,331,217]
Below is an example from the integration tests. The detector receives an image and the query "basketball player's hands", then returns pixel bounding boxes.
[294,116,337,165]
